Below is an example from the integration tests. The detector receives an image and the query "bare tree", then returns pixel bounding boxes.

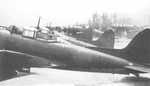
[101,13,112,31]
[88,12,101,30]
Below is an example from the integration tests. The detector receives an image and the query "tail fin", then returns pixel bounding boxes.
[124,29,150,63]
[92,29,115,48]
[77,28,93,41]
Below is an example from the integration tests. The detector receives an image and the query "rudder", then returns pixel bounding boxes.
[124,29,150,63]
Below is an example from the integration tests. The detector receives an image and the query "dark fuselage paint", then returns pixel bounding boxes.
[0,32,131,74]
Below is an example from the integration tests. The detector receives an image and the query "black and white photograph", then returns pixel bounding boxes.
[0,0,150,86]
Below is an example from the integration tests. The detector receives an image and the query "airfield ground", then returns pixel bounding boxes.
[1,68,150,86]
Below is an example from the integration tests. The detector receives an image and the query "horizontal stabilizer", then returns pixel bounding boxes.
[125,64,150,73]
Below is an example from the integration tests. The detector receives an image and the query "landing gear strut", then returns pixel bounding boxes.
[133,73,140,78]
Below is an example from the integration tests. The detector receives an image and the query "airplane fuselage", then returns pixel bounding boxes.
[0,31,133,74]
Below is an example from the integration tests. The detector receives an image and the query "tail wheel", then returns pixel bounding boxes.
[17,67,30,73]
[23,67,30,73]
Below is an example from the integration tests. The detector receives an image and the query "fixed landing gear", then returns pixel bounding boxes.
[133,73,140,78]
[17,67,31,73]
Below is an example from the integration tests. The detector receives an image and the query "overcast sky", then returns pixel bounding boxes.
[0,0,150,26]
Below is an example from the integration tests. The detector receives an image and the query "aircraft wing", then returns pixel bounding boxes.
[0,50,51,68]
[0,49,52,81]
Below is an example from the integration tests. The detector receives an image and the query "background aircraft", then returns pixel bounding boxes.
[65,28,114,48]
[55,29,114,48]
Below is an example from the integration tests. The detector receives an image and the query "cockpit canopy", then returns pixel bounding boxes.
[22,27,57,42]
